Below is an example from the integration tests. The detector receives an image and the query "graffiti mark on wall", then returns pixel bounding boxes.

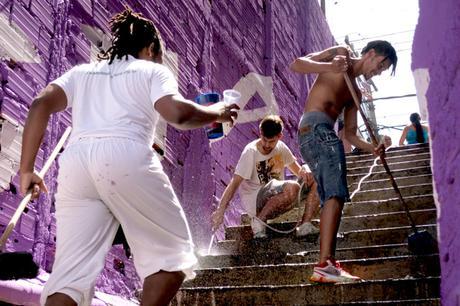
[154,50,179,156]
[4,17,278,156]
[412,68,430,121]
[80,25,111,62]
[0,13,41,63]
[222,72,279,136]
[0,114,22,191]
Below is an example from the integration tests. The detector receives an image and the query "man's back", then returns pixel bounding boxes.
[52,56,178,145]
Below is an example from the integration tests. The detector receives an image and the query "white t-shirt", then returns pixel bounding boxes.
[51,55,178,145]
[234,139,296,215]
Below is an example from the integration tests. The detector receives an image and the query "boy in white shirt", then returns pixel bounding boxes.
[211,115,319,238]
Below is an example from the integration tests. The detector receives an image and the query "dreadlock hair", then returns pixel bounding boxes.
[260,115,283,138]
[361,40,398,75]
[98,6,162,64]
[410,113,425,143]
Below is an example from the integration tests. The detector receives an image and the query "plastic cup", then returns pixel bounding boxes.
[223,89,241,104]
[222,89,241,137]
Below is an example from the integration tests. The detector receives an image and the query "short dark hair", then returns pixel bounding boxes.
[99,6,162,64]
[259,115,283,138]
[361,40,398,75]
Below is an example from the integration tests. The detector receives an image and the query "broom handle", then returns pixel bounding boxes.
[0,127,72,250]
[343,73,418,232]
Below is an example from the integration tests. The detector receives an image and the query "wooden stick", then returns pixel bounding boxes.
[343,73,418,232]
[0,127,72,250]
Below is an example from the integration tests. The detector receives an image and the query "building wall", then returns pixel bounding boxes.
[412,0,460,305]
[0,0,333,298]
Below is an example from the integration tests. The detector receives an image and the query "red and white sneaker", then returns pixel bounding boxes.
[310,259,361,283]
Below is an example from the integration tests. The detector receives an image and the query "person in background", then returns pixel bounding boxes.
[399,112,429,145]
[211,115,320,239]
[382,135,393,148]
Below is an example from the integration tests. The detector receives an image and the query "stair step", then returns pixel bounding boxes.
[215,224,437,256]
[347,165,431,184]
[346,152,430,169]
[228,209,436,240]
[340,208,436,231]
[173,277,439,305]
[346,144,429,161]
[241,194,435,225]
[344,194,435,216]
[199,243,422,268]
[186,254,439,287]
[349,174,432,191]
[347,159,430,176]
[342,298,440,305]
[350,183,432,202]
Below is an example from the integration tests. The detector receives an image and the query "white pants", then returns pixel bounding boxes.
[41,137,197,306]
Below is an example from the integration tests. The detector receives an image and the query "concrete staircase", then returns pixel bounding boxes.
[173,143,440,305]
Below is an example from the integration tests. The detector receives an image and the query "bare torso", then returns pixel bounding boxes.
[304,71,360,121]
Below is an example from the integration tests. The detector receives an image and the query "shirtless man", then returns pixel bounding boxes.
[290,40,397,283]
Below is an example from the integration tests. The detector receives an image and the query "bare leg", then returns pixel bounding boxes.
[257,182,299,222]
[338,129,352,153]
[319,197,344,264]
[300,181,320,224]
[45,293,77,306]
[141,270,185,306]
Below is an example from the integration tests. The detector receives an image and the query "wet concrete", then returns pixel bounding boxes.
[175,139,439,304]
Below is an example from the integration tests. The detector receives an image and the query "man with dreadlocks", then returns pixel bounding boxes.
[19,7,239,306]
[290,41,397,283]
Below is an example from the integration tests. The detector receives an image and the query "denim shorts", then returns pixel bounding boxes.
[298,112,350,207]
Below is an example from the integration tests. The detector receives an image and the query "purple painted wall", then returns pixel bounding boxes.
[0,0,333,299]
[412,0,460,305]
